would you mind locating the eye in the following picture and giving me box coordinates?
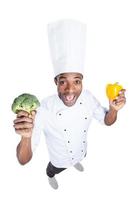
[59,80,65,85]
[75,80,81,84]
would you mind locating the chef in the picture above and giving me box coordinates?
[14,19,126,190]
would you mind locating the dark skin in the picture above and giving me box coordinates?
[54,73,83,107]
[14,72,126,164]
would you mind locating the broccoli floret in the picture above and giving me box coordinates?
[12,93,40,114]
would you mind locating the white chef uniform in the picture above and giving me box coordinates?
[32,90,107,168]
[47,19,86,77]
[31,19,107,168]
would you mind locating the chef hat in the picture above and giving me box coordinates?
[47,19,87,77]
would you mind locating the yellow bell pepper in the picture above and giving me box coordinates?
[106,82,123,100]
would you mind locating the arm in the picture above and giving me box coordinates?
[104,106,117,125]
[104,89,126,126]
[17,137,32,165]
[14,111,36,165]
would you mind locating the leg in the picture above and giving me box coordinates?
[46,162,66,177]
[73,153,86,172]
[74,162,84,172]
[46,162,66,189]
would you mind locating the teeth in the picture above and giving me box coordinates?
[65,95,74,101]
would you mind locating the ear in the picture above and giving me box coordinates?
[54,77,58,85]
[80,74,83,80]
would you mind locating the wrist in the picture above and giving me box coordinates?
[21,136,31,143]
[109,105,118,113]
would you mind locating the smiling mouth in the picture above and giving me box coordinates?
[62,94,77,106]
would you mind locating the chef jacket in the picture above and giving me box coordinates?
[32,89,107,168]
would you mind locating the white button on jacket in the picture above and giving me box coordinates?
[32,90,107,168]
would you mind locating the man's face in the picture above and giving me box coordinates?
[55,72,83,107]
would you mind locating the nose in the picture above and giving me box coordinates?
[65,83,75,93]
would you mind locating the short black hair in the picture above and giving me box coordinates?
[54,73,83,81]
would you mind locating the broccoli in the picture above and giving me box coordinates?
[12,93,40,114]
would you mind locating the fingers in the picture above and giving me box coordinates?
[119,89,126,93]
[14,120,33,137]
[13,110,36,137]
[113,89,126,104]
[14,115,34,130]
[14,116,33,124]
[17,110,36,119]
[112,100,125,107]
[17,111,29,118]
[114,96,126,104]
[111,98,126,108]
[29,110,36,119]
[109,89,126,111]
[110,94,126,103]
[14,122,33,130]
[118,89,126,96]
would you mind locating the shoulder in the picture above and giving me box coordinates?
[38,94,58,113]
[82,89,93,97]
[41,94,57,106]
[34,94,57,122]
[81,89,97,102]
[81,89,101,108]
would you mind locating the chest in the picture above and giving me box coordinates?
[45,104,93,136]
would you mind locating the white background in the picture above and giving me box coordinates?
[0,0,134,199]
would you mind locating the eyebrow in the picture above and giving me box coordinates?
[59,76,82,80]
[74,76,82,79]
[59,76,67,79]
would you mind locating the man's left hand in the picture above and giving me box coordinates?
[109,89,126,111]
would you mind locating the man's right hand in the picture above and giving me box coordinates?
[13,110,36,138]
